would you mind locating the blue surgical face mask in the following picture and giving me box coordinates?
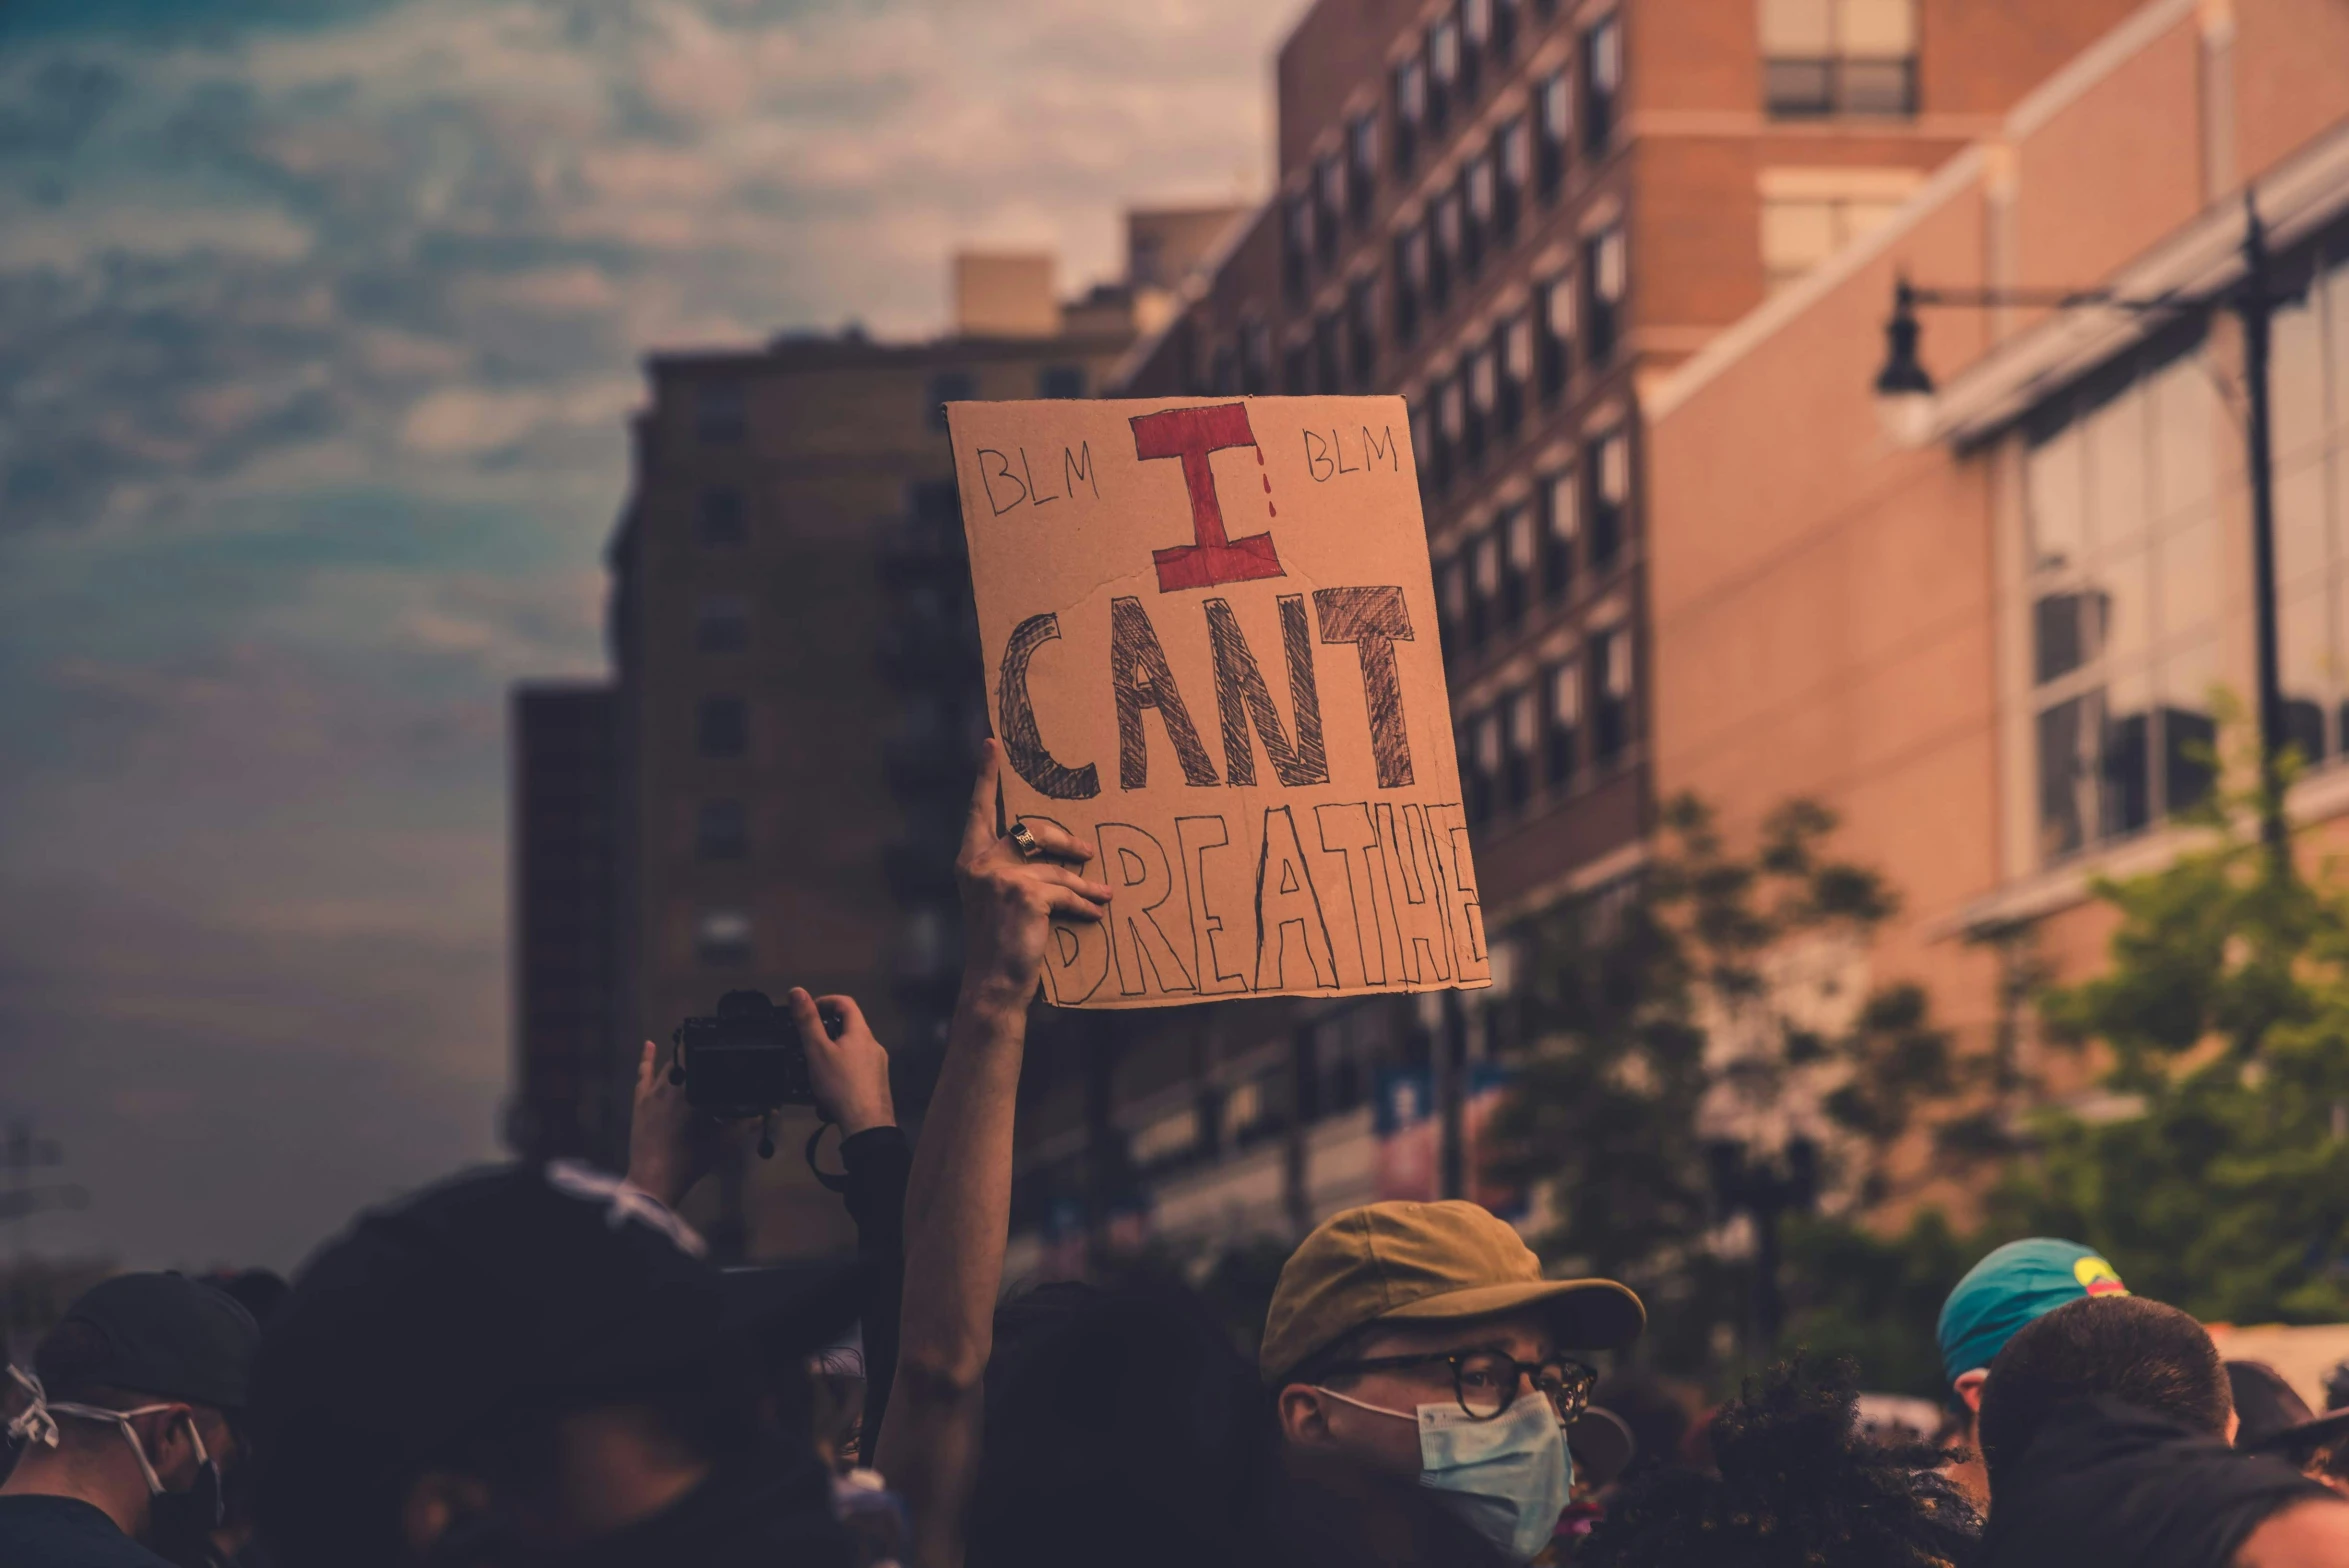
[1315,1385,1572,1561]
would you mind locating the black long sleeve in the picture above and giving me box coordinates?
[837,1124,910,1461]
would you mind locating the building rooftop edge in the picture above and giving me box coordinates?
[644,328,1138,376]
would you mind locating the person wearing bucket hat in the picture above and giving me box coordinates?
[1263,1200,1644,1563]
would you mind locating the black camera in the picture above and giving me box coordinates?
[669,989,835,1119]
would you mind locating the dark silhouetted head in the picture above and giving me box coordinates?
[1977,1295,2230,1487]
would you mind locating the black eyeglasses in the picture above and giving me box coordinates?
[1317,1349,1597,1422]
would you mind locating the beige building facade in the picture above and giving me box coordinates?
[1645,0,2349,1166]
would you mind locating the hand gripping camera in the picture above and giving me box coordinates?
[669,989,843,1160]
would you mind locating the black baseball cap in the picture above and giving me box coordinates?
[38,1272,260,1410]
[251,1161,866,1461]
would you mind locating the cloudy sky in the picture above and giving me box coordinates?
[0,0,1297,1274]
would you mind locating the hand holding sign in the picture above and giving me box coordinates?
[954,738,1114,1005]
[947,395,1491,1010]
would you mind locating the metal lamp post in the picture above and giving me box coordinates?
[1871,196,2292,872]
[1705,1133,1819,1358]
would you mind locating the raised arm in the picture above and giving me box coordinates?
[874,740,1110,1568]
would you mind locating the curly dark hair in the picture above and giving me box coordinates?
[1580,1355,1981,1568]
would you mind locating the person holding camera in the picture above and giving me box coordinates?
[625,984,909,1462]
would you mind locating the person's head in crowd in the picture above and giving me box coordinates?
[0,1271,259,1565]
[1261,1200,1644,1563]
[1938,1237,2128,1422]
[966,1279,1280,1568]
[1976,1294,2231,1488]
[1577,1354,1980,1568]
[248,1160,865,1568]
[197,1270,289,1333]
[1975,1329,2349,1567]
[1935,1236,2125,1505]
[2229,1361,2349,1496]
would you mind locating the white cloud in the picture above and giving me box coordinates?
[0,202,314,271]
[399,376,640,455]
[0,0,1305,1269]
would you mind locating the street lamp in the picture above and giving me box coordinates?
[1704,1133,1819,1359]
[1871,196,2292,870]
[1872,281,1936,448]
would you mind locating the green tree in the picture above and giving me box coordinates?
[1991,755,2349,1325]
[1491,794,1959,1383]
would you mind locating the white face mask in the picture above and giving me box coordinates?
[1315,1384,1572,1562]
[6,1365,224,1537]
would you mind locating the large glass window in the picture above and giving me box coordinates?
[1394,226,1426,345]
[1761,0,1916,117]
[1503,684,1537,808]
[1581,16,1622,156]
[1584,225,1626,364]
[1315,154,1345,265]
[1464,707,1499,825]
[1545,658,1581,785]
[1431,192,1461,309]
[1348,112,1380,222]
[1587,427,1630,568]
[1536,70,1571,197]
[1539,273,1574,400]
[1393,58,1426,174]
[1500,503,1535,629]
[1468,527,1501,651]
[2018,327,2224,865]
[1494,118,1528,244]
[1498,312,1531,436]
[2271,242,2349,771]
[1428,18,1461,130]
[1594,627,1634,762]
[1543,467,1579,598]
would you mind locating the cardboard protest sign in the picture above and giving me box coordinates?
[946,395,1490,1009]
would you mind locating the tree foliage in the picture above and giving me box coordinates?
[1490,794,1959,1382]
[1991,761,2349,1326]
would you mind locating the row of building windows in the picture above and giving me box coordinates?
[1456,628,1636,825]
[1409,232,1624,494]
[1287,7,1619,316]
[1431,428,1631,662]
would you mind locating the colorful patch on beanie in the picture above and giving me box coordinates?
[2074,1255,2128,1297]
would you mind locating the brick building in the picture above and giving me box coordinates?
[1005,0,2149,1275]
[1645,0,2349,1188]
[512,217,1240,1256]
